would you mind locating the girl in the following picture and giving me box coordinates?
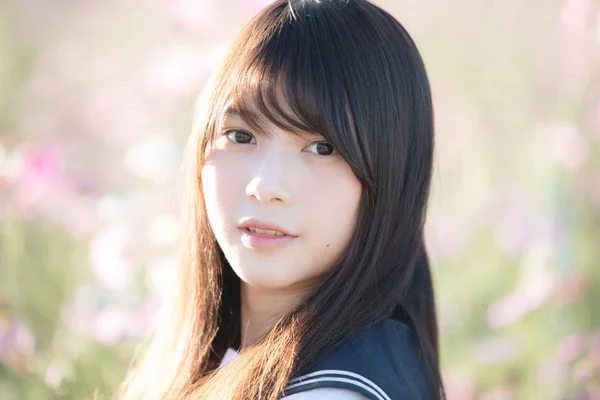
[119,0,444,399]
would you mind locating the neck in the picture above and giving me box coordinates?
[239,281,312,350]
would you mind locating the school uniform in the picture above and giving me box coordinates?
[219,318,428,400]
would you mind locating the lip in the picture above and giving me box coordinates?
[238,218,297,237]
[238,218,298,249]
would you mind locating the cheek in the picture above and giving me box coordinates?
[302,168,362,264]
[311,164,361,223]
[201,161,241,235]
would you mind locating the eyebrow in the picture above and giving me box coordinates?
[220,102,260,125]
[221,102,266,123]
[220,105,322,139]
[220,109,274,139]
[221,108,252,120]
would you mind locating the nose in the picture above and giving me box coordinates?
[245,148,291,205]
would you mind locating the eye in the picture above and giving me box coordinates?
[223,130,256,144]
[305,141,335,156]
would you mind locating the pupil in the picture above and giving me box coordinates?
[235,131,252,143]
[316,143,333,155]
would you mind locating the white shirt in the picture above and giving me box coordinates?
[220,348,369,400]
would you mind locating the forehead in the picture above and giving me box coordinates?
[218,100,321,139]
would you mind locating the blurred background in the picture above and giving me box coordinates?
[1,0,599,398]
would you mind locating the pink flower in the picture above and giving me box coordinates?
[546,123,588,169]
[13,143,69,214]
[471,337,522,365]
[486,271,557,327]
[558,333,585,363]
[160,0,218,33]
[63,296,159,346]
[442,370,475,400]
[0,317,36,362]
[482,187,552,256]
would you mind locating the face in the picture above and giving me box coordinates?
[200,105,362,292]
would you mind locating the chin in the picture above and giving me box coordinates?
[235,265,300,290]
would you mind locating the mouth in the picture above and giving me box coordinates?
[238,227,296,248]
[238,218,297,237]
[238,219,298,248]
[241,226,289,236]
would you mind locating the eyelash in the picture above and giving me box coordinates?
[221,129,336,156]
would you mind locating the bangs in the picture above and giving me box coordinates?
[200,0,385,187]
[211,0,358,152]
[225,71,320,139]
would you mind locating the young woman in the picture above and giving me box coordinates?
[118,0,444,399]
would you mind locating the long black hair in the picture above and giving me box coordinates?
[118,1,444,399]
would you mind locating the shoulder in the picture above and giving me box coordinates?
[283,319,428,400]
[282,387,369,399]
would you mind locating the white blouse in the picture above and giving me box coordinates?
[220,348,369,400]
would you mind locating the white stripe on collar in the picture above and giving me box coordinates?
[220,349,390,400]
[285,370,390,400]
